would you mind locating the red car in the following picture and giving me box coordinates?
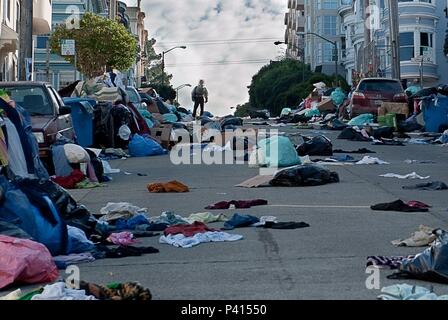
[350,78,408,118]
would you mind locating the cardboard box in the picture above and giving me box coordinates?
[147,101,159,114]
[150,124,173,149]
[379,102,409,118]
[317,99,335,113]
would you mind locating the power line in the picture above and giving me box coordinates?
[156,38,280,47]
[165,59,270,67]
[157,37,279,44]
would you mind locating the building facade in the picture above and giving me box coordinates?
[34,0,148,89]
[303,0,342,75]
[284,0,305,60]
[339,0,448,87]
[0,0,52,82]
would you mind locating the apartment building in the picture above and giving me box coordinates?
[284,0,305,60]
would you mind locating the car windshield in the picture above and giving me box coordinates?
[358,80,402,94]
[1,86,53,116]
[126,88,140,103]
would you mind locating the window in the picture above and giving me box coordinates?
[6,0,11,21]
[1,86,53,115]
[420,32,433,58]
[36,36,49,49]
[399,32,414,61]
[317,16,337,36]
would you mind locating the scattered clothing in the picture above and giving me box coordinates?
[51,169,86,189]
[404,159,436,164]
[147,180,189,193]
[392,225,436,247]
[164,222,218,237]
[75,180,105,189]
[371,200,430,212]
[80,281,152,300]
[261,221,310,230]
[151,211,189,225]
[115,214,151,231]
[269,165,340,187]
[329,155,356,162]
[373,139,405,146]
[366,256,411,269]
[0,289,22,300]
[159,231,243,248]
[53,253,96,269]
[390,229,448,283]
[378,284,448,300]
[99,202,148,222]
[107,232,137,246]
[205,199,268,210]
[95,245,159,259]
[222,213,260,230]
[356,156,389,165]
[31,282,97,300]
[250,216,278,227]
[403,181,448,191]
[333,148,376,154]
[380,172,430,180]
[184,212,228,224]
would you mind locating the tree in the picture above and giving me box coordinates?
[141,83,176,101]
[234,103,251,117]
[248,58,349,116]
[143,39,173,86]
[49,12,138,79]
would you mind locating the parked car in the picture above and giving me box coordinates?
[350,78,408,118]
[0,82,75,164]
[125,86,146,110]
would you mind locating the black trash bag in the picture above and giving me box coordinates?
[388,229,448,284]
[0,220,32,239]
[249,110,269,120]
[373,127,395,140]
[296,136,333,156]
[177,107,190,114]
[155,98,171,114]
[220,117,243,129]
[13,178,99,236]
[270,165,340,187]
[411,87,438,99]
[200,116,213,126]
[327,118,348,131]
[338,127,371,141]
[85,149,105,182]
[398,115,423,132]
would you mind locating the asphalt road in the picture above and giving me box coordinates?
[5,125,448,300]
[62,126,448,300]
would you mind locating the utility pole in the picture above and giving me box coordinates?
[388,0,401,80]
[109,0,117,20]
[18,0,33,81]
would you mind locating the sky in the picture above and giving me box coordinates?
[124,0,286,116]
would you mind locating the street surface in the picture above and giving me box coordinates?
[68,125,448,300]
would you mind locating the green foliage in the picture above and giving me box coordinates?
[49,12,138,79]
[234,102,251,117]
[248,58,349,116]
[141,83,176,101]
[143,39,173,86]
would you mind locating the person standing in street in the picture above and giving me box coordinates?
[192,79,208,118]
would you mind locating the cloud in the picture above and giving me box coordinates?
[124,0,286,115]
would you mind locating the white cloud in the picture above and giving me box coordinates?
[124,0,286,116]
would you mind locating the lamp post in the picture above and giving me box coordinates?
[175,84,192,104]
[161,46,187,86]
[298,32,339,85]
[274,41,306,82]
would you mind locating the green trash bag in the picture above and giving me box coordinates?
[280,108,292,117]
[254,136,301,168]
[348,113,374,126]
[331,88,347,106]
[305,108,321,118]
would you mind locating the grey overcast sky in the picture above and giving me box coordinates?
[124,0,286,115]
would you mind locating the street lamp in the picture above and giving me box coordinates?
[174,83,192,104]
[298,32,339,85]
[161,46,187,86]
[274,41,306,82]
